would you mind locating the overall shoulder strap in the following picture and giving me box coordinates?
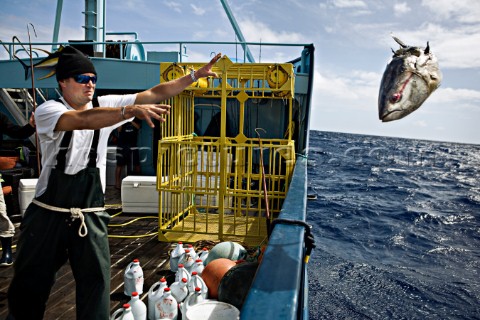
[55,98,71,171]
[87,97,100,167]
[55,97,100,170]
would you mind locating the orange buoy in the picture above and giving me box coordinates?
[201,258,236,299]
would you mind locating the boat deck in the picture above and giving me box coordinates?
[0,186,176,319]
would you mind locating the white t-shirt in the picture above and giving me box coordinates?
[34,94,137,197]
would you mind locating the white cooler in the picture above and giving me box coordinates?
[121,176,158,213]
[19,178,38,216]
[121,175,190,214]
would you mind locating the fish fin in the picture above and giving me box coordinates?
[34,57,59,68]
[391,34,407,48]
[16,57,31,80]
[32,48,52,55]
[33,46,64,68]
[37,69,56,80]
[424,42,430,55]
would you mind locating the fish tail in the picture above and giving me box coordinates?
[17,58,31,80]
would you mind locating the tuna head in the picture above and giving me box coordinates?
[378,36,442,122]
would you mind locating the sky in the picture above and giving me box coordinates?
[1,0,479,144]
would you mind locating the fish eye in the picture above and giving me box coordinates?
[390,93,402,103]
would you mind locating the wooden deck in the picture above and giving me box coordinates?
[0,186,176,319]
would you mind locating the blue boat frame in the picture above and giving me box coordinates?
[242,157,310,319]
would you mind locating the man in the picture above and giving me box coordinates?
[0,112,35,266]
[7,46,221,319]
[0,112,35,146]
[115,117,142,189]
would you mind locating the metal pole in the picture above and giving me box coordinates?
[52,0,64,51]
[255,128,271,238]
[219,0,255,63]
[28,24,41,175]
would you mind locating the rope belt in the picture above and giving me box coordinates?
[32,199,105,237]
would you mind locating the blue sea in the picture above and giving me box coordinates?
[306,131,480,320]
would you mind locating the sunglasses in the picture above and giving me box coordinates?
[73,74,97,84]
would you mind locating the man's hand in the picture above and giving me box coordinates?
[29,112,35,127]
[125,104,171,128]
[196,53,222,79]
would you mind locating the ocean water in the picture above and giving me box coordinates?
[306,131,480,320]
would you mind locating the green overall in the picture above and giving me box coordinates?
[7,128,111,320]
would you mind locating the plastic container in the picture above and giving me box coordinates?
[178,249,195,272]
[175,263,191,283]
[186,244,198,260]
[190,259,205,276]
[128,291,147,320]
[198,248,209,263]
[180,287,204,317]
[185,301,240,320]
[155,288,178,320]
[124,259,144,296]
[188,272,208,299]
[170,277,189,303]
[170,242,185,272]
[111,303,135,320]
[147,277,168,320]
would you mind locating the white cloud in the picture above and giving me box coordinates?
[315,71,357,101]
[434,125,446,133]
[332,0,368,9]
[435,31,480,69]
[191,4,206,16]
[239,18,305,43]
[164,0,182,13]
[0,14,54,43]
[414,120,428,127]
[351,10,373,17]
[421,0,480,23]
[394,2,411,16]
[430,87,480,107]
[351,70,381,87]
[314,68,379,111]
[192,30,210,40]
[117,0,145,10]
[183,50,214,63]
[57,26,85,44]
[213,28,230,39]
[288,0,308,10]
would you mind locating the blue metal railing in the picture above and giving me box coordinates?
[1,40,313,64]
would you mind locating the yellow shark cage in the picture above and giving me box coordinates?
[156,56,296,246]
